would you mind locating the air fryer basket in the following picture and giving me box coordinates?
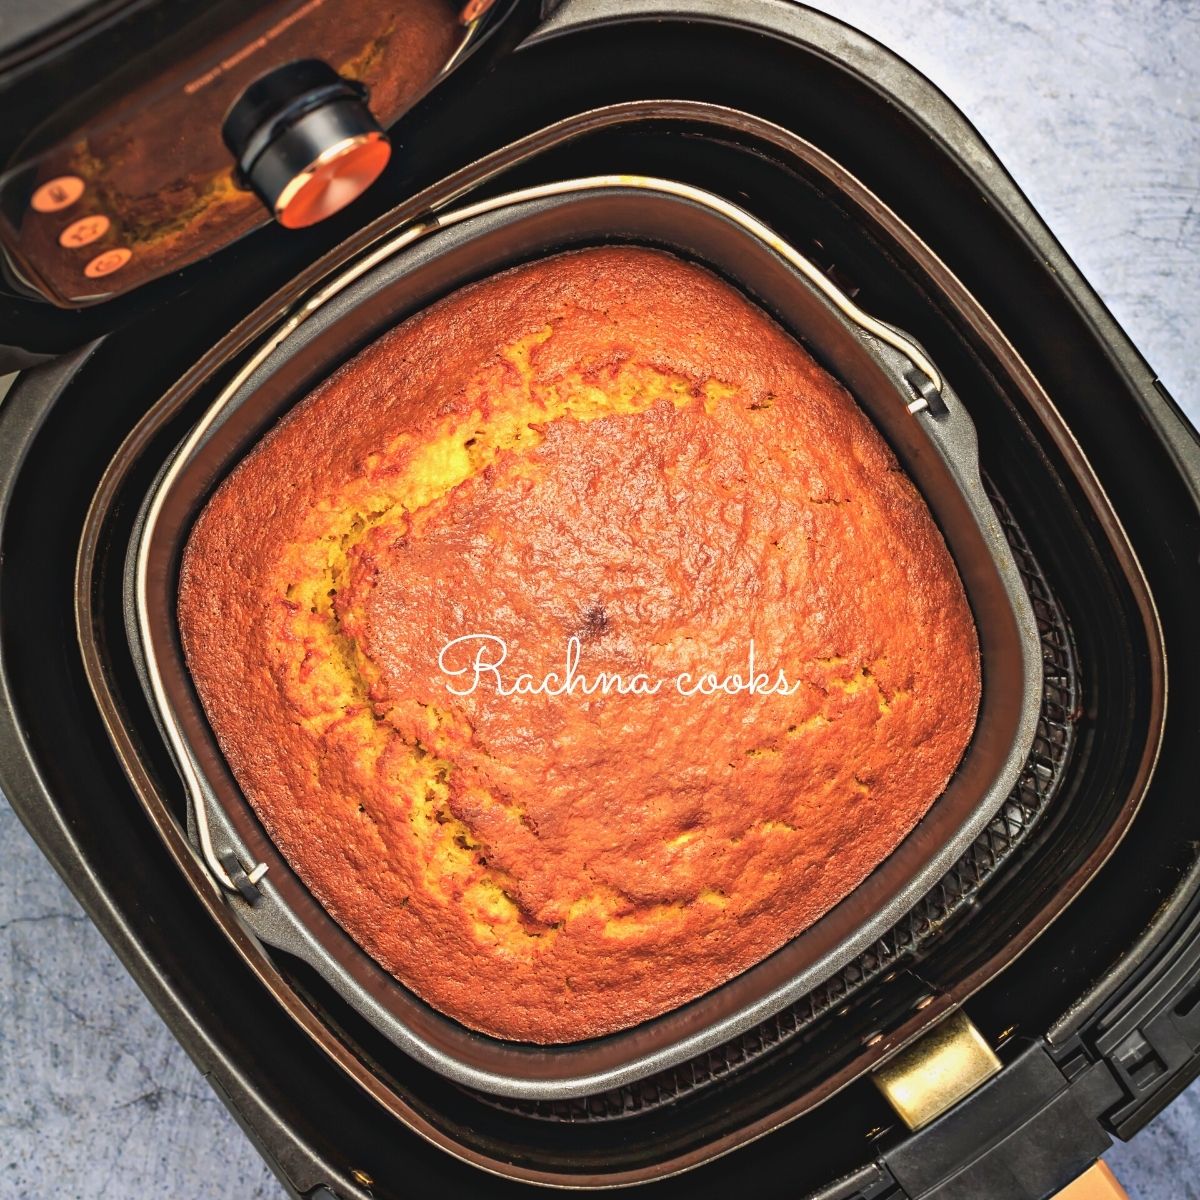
[59,86,1168,1186]
[127,177,1041,1099]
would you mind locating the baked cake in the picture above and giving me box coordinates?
[178,246,981,1043]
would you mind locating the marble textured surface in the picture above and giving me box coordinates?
[1,2,1197,1197]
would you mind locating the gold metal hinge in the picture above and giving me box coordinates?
[872,1009,1002,1131]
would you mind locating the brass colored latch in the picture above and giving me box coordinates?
[872,1009,1002,1131]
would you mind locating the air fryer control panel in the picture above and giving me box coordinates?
[0,0,484,307]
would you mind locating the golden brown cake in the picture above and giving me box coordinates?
[178,246,981,1044]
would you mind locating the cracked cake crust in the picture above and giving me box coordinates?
[178,246,981,1043]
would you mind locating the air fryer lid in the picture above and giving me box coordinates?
[128,177,1041,1099]
[0,0,536,366]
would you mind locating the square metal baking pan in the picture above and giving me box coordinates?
[126,176,1041,1099]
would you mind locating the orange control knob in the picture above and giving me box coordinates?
[273,132,391,230]
[223,60,391,230]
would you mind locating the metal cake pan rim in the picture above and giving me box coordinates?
[126,175,1043,1100]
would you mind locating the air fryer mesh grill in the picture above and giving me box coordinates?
[467,477,1078,1122]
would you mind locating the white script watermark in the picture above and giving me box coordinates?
[437,635,806,699]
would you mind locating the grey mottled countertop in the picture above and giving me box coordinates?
[2,2,1197,1197]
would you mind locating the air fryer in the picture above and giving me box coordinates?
[1,3,1197,1199]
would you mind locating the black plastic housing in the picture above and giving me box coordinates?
[0,2,1198,1197]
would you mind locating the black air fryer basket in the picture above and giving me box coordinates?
[124,173,1044,1101]
[1,3,1198,1198]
